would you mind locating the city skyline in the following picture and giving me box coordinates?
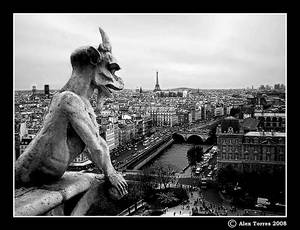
[14,14,286,90]
[14,84,285,91]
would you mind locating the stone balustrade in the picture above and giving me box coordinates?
[14,171,104,216]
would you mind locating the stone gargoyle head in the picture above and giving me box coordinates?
[70,27,124,103]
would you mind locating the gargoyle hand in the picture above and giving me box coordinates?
[107,170,128,199]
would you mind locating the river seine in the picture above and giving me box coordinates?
[141,143,210,172]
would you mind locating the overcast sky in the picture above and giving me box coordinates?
[14,14,286,90]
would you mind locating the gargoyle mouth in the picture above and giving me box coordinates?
[105,73,124,91]
[106,83,122,91]
[103,86,112,94]
[105,63,124,91]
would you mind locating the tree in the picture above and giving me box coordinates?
[206,127,217,144]
[206,119,222,144]
[216,165,240,191]
[239,168,285,204]
[187,145,204,166]
[157,192,179,206]
[120,181,144,207]
[230,107,241,117]
[140,167,158,193]
[149,163,178,190]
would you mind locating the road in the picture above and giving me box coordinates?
[176,145,218,182]
[110,128,173,170]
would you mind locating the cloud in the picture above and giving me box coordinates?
[14,14,286,90]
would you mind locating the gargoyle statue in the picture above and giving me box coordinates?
[15,27,128,199]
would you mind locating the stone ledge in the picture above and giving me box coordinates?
[15,189,64,216]
[15,171,104,216]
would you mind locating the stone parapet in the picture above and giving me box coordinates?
[15,171,104,216]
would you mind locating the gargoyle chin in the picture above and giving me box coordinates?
[96,86,112,111]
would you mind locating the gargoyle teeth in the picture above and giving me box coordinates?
[106,86,112,93]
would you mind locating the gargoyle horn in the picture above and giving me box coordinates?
[98,27,112,52]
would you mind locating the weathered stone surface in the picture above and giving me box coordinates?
[41,172,102,200]
[74,179,138,216]
[71,177,131,216]
[15,189,63,216]
[71,179,106,216]
[15,172,103,216]
[45,203,65,216]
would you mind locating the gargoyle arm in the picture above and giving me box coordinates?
[60,92,115,176]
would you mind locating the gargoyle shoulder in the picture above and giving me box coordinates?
[58,91,85,114]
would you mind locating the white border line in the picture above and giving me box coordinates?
[284,12,287,217]
[13,13,16,218]
[13,13,287,218]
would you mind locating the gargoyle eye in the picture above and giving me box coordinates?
[107,63,121,72]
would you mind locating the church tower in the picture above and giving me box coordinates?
[153,71,161,92]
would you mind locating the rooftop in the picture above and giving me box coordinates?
[240,118,260,131]
[221,116,240,133]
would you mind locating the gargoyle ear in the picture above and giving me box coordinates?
[87,46,101,66]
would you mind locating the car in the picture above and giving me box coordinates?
[202,161,208,166]
[195,168,201,174]
[206,176,212,180]
[255,204,267,209]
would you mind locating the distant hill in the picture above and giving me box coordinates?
[165,87,194,91]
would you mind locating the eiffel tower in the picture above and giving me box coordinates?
[153,71,161,92]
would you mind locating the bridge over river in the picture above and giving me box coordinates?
[172,129,210,143]
[117,118,223,171]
